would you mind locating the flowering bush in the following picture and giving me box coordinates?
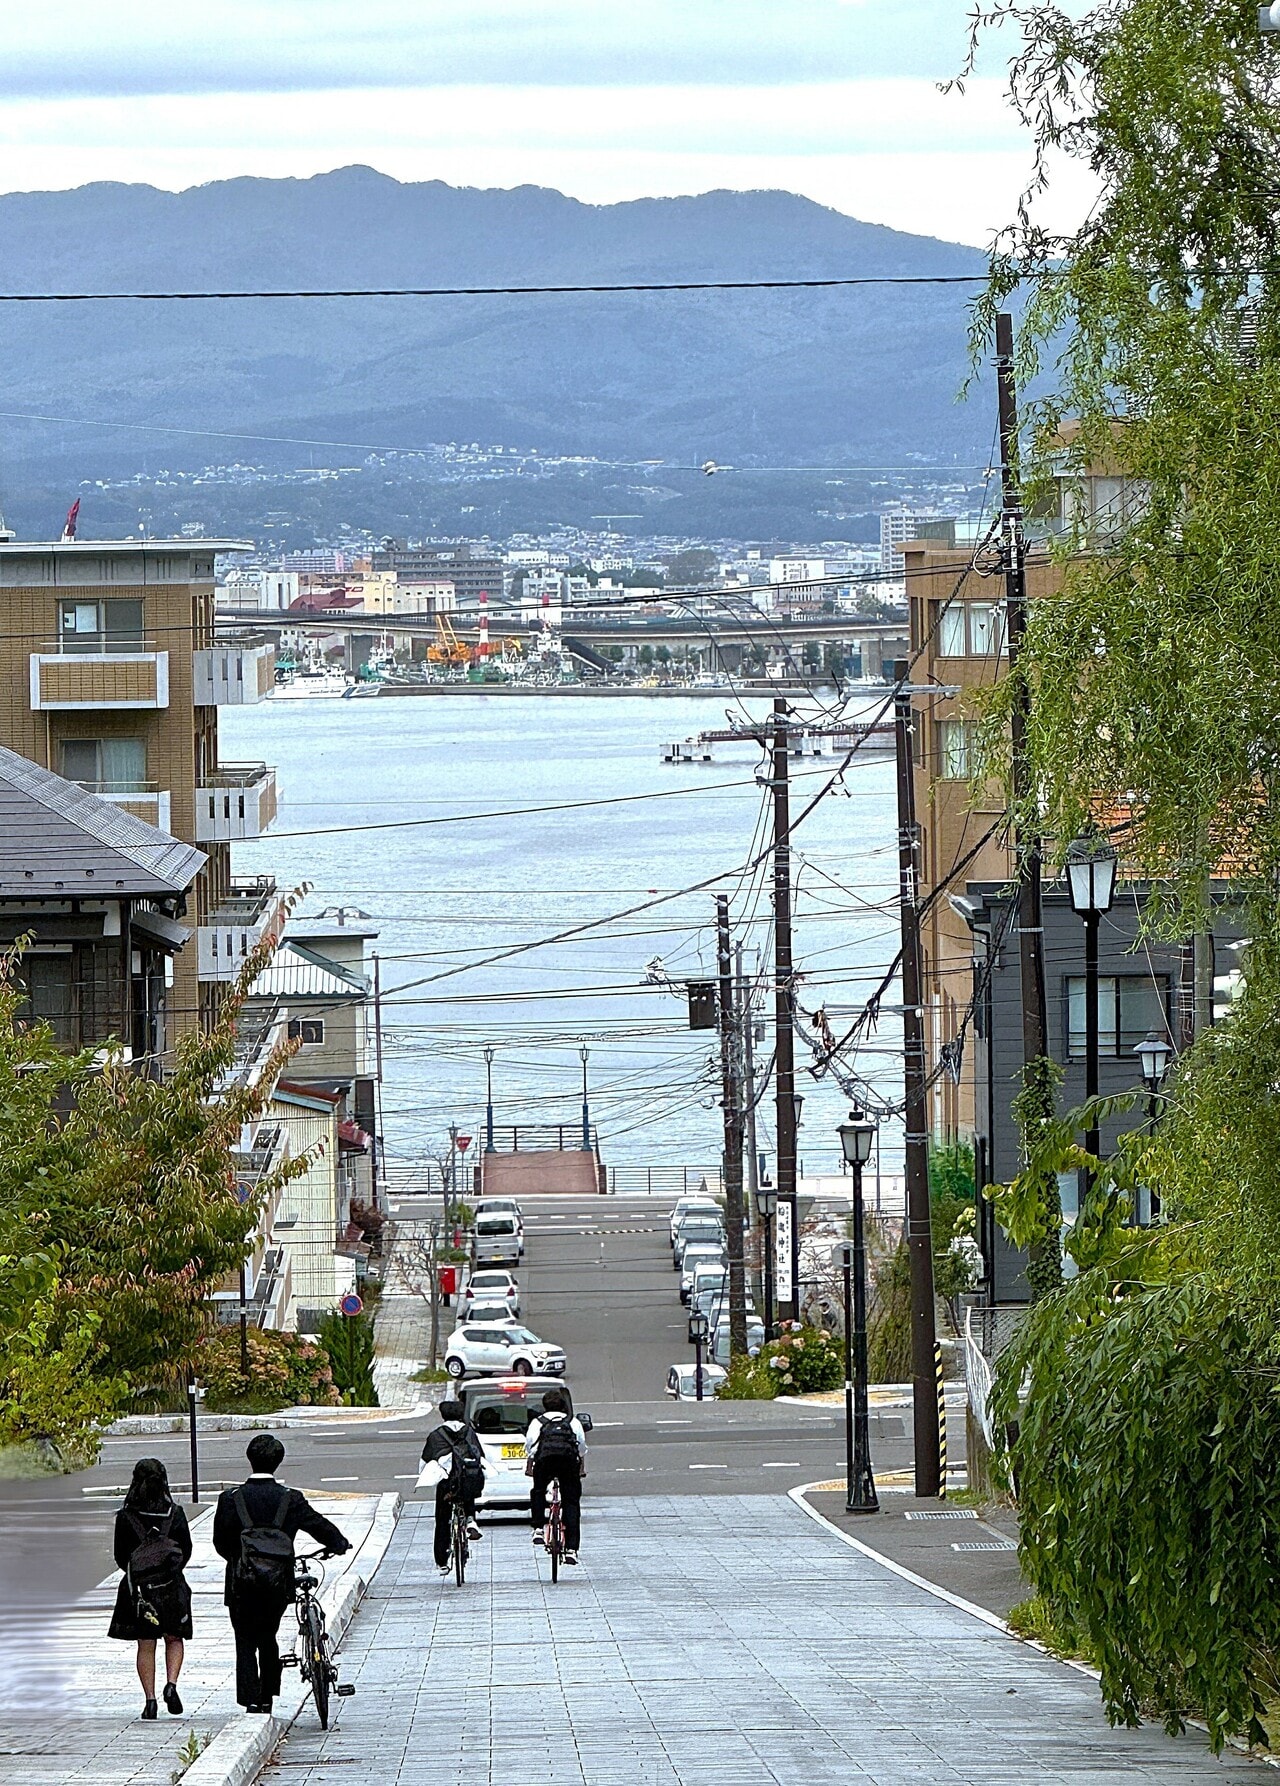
[197,1326,341,1411]
[716,1321,844,1399]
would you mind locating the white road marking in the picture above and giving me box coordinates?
[656,1419,692,1425]
[394,1474,420,1481]
[689,1463,728,1470]
[762,1462,802,1469]
[321,1476,360,1483]
[614,1467,654,1473]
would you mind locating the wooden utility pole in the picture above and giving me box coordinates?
[736,943,760,1212]
[716,896,748,1357]
[894,678,941,1496]
[995,312,1048,1071]
[770,698,800,1320]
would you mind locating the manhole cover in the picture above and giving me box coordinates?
[903,1509,980,1521]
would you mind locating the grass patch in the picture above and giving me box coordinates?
[1007,1594,1091,1661]
[409,1366,448,1384]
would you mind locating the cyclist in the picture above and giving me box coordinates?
[526,1387,587,1565]
[419,1400,486,1575]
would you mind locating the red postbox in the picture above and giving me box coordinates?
[439,1265,457,1306]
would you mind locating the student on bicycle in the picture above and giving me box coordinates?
[526,1387,587,1565]
[419,1400,486,1575]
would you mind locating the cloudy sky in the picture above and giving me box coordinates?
[0,1,1091,247]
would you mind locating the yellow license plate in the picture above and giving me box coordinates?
[501,1443,525,1460]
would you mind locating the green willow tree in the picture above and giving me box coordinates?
[962,0,1280,1747]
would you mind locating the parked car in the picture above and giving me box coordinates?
[463,1269,521,1317]
[452,1302,517,1330]
[692,1272,728,1322]
[673,1217,726,1268]
[665,1362,727,1400]
[445,1322,566,1380]
[669,1196,721,1249]
[679,1243,727,1302]
[458,1375,593,1509]
[472,1212,522,1268]
[474,1198,525,1254]
[711,1318,766,1366]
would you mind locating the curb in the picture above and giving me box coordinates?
[179,1491,402,1786]
[108,1408,430,1435]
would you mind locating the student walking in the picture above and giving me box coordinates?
[526,1388,588,1565]
[107,1457,193,1719]
[212,1434,351,1715]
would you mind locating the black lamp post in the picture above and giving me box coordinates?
[836,1107,879,1514]
[483,1045,496,1153]
[688,1309,709,1401]
[1066,833,1118,1167]
[757,1189,777,1340]
[579,1045,591,1152]
[1134,1028,1174,1223]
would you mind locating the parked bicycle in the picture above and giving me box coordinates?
[282,1549,356,1729]
[543,1477,566,1584]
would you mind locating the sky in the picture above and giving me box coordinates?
[0,1,1094,249]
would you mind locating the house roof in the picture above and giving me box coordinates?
[0,747,206,898]
[250,940,369,1001]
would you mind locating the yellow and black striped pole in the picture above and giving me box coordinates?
[935,1342,947,1500]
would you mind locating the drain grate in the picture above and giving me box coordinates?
[951,1540,1018,1552]
[903,1509,980,1521]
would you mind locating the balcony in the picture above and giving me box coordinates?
[195,762,278,842]
[197,875,285,983]
[194,643,275,706]
[30,647,168,710]
[69,780,173,831]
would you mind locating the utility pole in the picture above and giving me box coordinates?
[770,698,800,1320]
[736,942,760,1209]
[995,312,1048,1072]
[894,676,941,1496]
[716,896,748,1356]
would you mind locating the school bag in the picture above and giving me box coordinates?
[231,1485,295,1599]
[125,1509,185,1629]
[444,1430,486,1500]
[533,1415,580,1467]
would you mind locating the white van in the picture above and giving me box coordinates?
[472,1212,521,1268]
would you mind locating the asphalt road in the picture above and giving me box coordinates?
[0,1192,935,1679]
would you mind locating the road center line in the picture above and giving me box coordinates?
[321,1476,360,1483]
[689,1463,728,1470]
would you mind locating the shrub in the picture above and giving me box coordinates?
[197,1326,341,1412]
[868,1239,912,1382]
[716,1322,844,1399]
[317,1309,378,1406]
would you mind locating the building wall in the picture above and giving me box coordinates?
[271,1090,352,1326]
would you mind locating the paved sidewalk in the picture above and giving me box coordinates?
[2,1494,384,1786]
[266,1495,1263,1786]
[372,1291,441,1408]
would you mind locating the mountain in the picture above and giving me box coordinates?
[0,169,992,536]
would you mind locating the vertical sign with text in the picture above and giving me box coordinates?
[775,1198,794,1305]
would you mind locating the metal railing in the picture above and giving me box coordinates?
[485,1124,599,1153]
[605,1164,723,1197]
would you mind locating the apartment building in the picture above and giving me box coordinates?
[371,542,503,606]
[0,538,280,1044]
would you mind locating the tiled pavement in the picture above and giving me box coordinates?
[264,1496,1262,1786]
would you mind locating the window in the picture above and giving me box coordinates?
[287,1018,325,1045]
[58,598,144,654]
[1065,975,1170,1060]
[939,719,975,779]
[935,600,1006,658]
[59,738,147,794]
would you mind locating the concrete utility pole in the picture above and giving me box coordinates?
[716,896,748,1357]
[893,677,941,1496]
[995,312,1048,1075]
[736,942,761,1212]
[770,698,800,1320]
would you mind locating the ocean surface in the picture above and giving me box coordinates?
[220,692,905,1182]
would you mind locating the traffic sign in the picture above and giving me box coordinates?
[456,1135,472,1152]
[339,1292,364,1317]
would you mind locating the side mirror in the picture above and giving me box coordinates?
[579,1412,593,1432]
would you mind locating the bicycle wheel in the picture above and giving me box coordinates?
[548,1501,561,1585]
[305,1602,331,1730]
[453,1508,468,1587]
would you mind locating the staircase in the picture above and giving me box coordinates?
[480,1150,604,1197]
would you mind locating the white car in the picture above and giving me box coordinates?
[711,1318,766,1365]
[445,1322,566,1380]
[452,1302,517,1330]
[474,1198,525,1254]
[458,1376,592,1509]
[680,1243,727,1303]
[673,1218,726,1269]
[665,1362,727,1400]
[669,1197,721,1248]
[463,1269,521,1317]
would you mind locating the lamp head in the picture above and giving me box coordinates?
[837,1106,878,1167]
[1066,832,1118,915]
[1134,1029,1173,1091]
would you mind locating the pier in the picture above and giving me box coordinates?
[662,719,895,764]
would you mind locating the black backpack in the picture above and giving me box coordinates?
[445,1430,486,1500]
[125,1509,185,1629]
[231,1485,295,1600]
[534,1415,580,1467]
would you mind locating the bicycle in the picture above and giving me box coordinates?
[284,1549,356,1729]
[448,1496,470,1587]
[544,1477,566,1585]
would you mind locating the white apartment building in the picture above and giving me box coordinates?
[880,507,945,573]
[221,568,299,611]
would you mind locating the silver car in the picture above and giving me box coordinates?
[680,1243,727,1303]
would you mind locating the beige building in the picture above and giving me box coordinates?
[0,537,280,1043]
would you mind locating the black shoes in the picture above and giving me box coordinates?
[163,1683,183,1716]
[141,1699,158,1720]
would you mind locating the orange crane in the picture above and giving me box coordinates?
[426,615,472,666]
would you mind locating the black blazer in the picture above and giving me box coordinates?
[212,1477,351,1605]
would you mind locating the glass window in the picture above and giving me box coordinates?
[938,605,966,656]
[1066,975,1169,1059]
[59,738,146,793]
[939,720,972,779]
[58,599,143,652]
[969,604,995,655]
[287,1018,324,1045]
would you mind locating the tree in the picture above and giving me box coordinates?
[317,1309,379,1406]
[963,1,1280,1746]
[665,548,718,587]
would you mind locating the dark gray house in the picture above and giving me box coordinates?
[0,745,206,1062]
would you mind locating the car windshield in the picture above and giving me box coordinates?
[471,1273,515,1290]
[505,1327,539,1345]
[464,1384,570,1436]
[680,1225,722,1242]
[464,1305,512,1323]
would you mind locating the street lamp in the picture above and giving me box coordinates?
[757,1188,777,1340]
[1066,832,1118,1167]
[688,1309,710,1401]
[579,1045,591,1152]
[1133,1028,1174,1224]
[836,1108,879,1514]
[483,1045,496,1153]
[1261,3,1280,32]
